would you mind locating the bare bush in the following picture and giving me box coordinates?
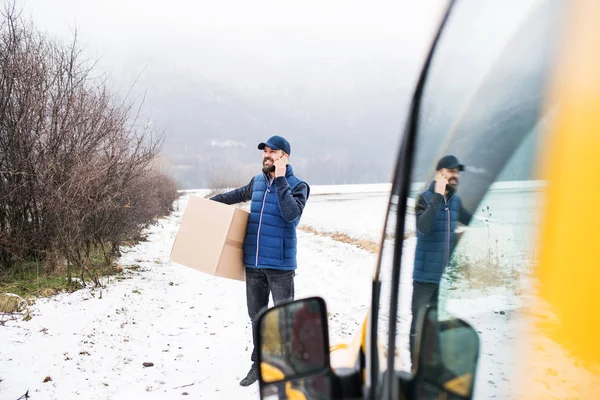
[0,3,179,287]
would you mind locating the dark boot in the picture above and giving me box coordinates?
[239,364,258,387]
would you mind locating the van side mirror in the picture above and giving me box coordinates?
[257,297,332,399]
[413,306,480,399]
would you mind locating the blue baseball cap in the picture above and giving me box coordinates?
[258,135,291,155]
[436,155,464,171]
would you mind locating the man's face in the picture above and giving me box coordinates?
[262,146,286,173]
[440,167,460,190]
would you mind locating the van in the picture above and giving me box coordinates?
[254,0,600,399]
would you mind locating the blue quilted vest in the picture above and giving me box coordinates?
[413,182,461,283]
[243,165,306,270]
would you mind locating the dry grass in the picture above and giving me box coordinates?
[0,294,20,313]
[444,253,525,293]
[299,225,380,254]
[0,293,27,313]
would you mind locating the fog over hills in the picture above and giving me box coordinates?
[21,0,540,189]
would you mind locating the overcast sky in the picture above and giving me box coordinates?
[21,0,447,96]
[17,0,449,186]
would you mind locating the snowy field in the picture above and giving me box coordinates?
[0,183,579,399]
[0,187,379,400]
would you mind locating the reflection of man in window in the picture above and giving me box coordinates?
[410,155,472,365]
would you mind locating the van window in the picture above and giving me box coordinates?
[391,1,562,398]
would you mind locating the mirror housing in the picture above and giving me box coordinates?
[257,297,332,399]
[412,306,480,399]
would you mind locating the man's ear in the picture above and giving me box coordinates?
[283,153,290,164]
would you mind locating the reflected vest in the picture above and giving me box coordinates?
[413,185,461,283]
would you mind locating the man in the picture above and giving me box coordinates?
[409,155,472,365]
[210,135,310,386]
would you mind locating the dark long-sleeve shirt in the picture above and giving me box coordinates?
[210,175,309,222]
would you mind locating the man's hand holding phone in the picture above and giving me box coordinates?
[434,171,448,195]
[274,155,288,178]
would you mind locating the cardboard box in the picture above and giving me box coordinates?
[170,196,249,281]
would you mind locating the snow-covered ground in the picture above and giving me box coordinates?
[0,188,378,400]
[0,183,574,399]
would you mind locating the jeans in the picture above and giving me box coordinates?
[246,267,295,364]
[409,280,439,367]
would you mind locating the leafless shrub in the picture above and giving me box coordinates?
[0,3,179,286]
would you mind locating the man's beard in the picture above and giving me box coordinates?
[263,164,276,174]
[446,178,458,191]
[262,158,275,174]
